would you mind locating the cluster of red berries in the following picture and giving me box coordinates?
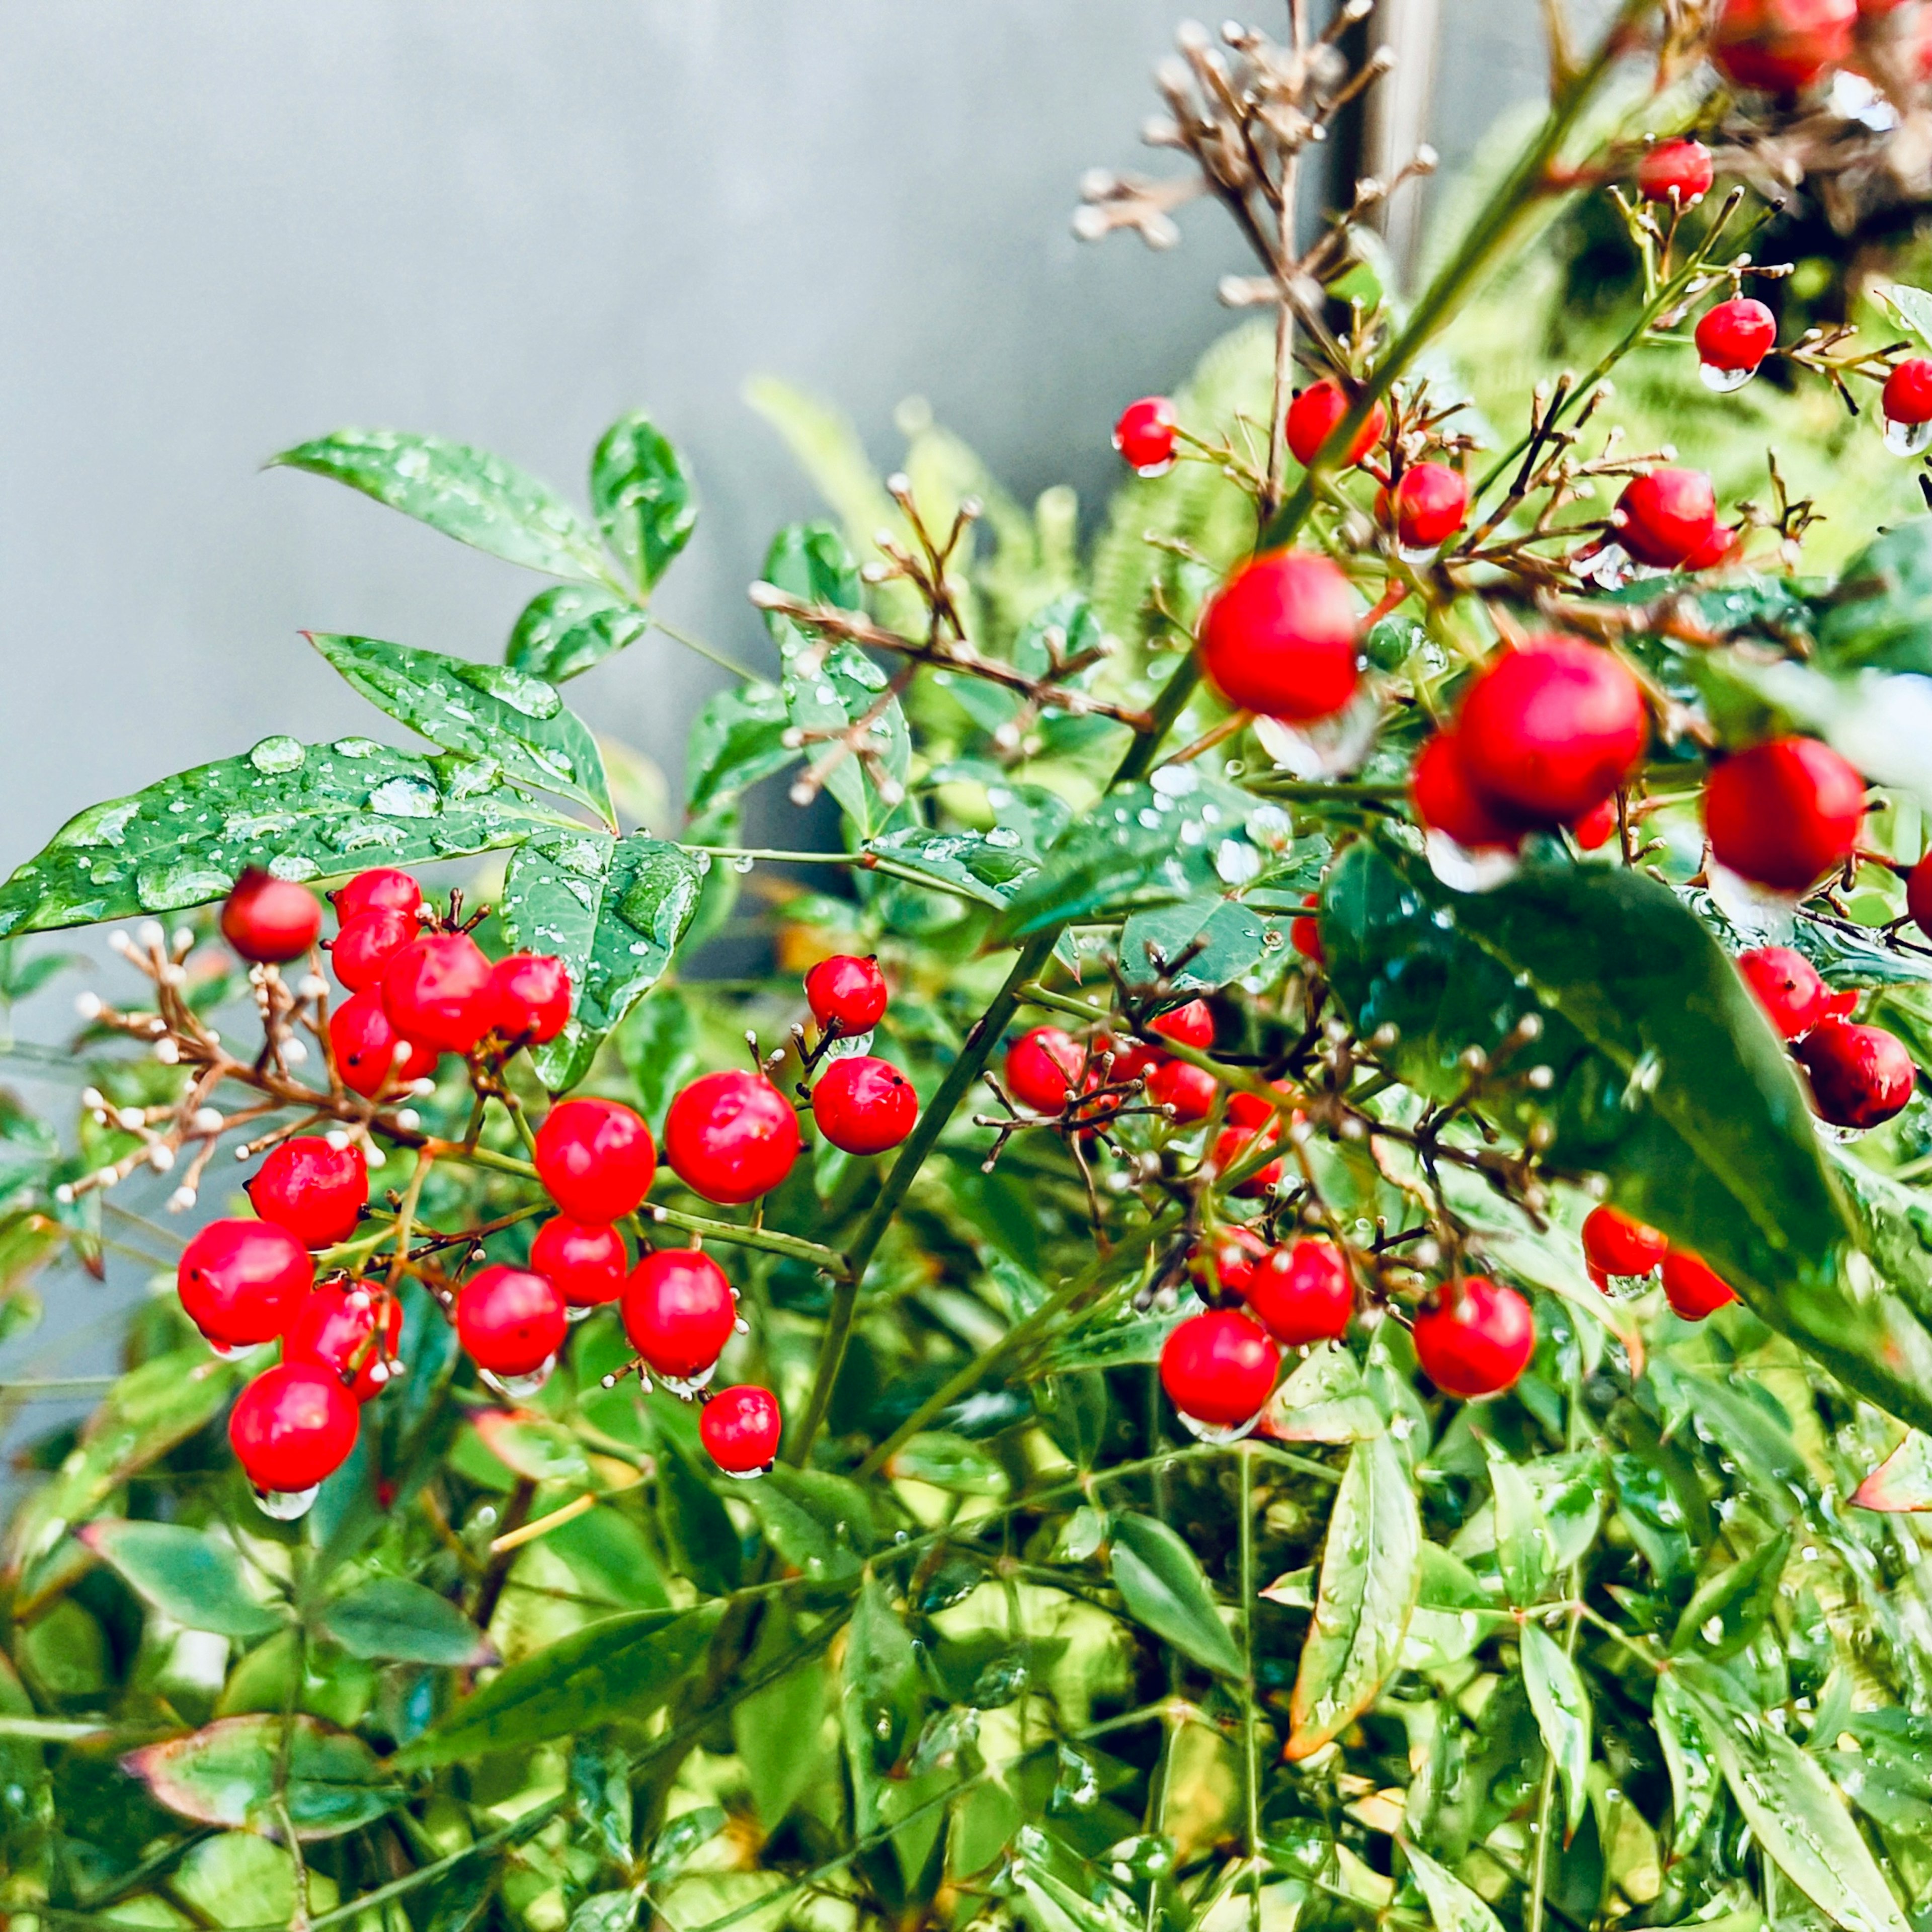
[1581,1203,1739,1320]
[1737,945,1917,1130]
[1006,1000,1218,1122]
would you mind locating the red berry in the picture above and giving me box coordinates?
[381,932,494,1056]
[1660,1247,1739,1320]
[1695,296,1777,374]
[1884,357,1932,426]
[229,1362,359,1494]
[246,1137,368,1249]
[529,1216,630,1308]
[1908,853,1932,940]
[1571,796,1619,850]
[1004,1027,1085,1113]
[1798,1016,1916,1129]
[1209,1120,1285,1198]
[1197,551,1359,723]
[329,989,438,1098]
[1456,636,1648,825]
[178,1220,313,1348]
[701,1385,782,1474]
[220,870,321,965]
[1410,733,1524,851]
[1291,893,1325,965]
[1711,0,1856,90]
[1636,137,1715,204]
[1148,1057,1219,1123]
[1186,1224,1270,1300]
[1682,521,1745,572]
[1412,1277,1535,1399]
[1246,1238,1354,1347]
[331,867,423,925]
[1114,395,1178,473]
[804,954,889,1035]
[457,1265,568,1378]
[1614,468,1718,569]
[1226,1087,1285,1128]
[1159,1309,1280,1427]
[1704,736,1865,892]
[1384,463,1470,549]
[1093,1030,1164,1085]
[1736,944,1830,1039]
[622,1248,738,1381]
[534,1097,656,1222]
[488,953,572,1043]
[1285,377,1387,469]
[1149,999,1214,1050]
[283,1283,400,1402]
[330,909,420,992]
[812,1055,919,1155]
[663,1071,801,1205]
[1581,1203,1667,1277]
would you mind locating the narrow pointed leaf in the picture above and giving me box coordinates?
[1108,1511,1243,1676]
[1855,1431,1932,1511]
[1520,1622,1590,1841]
[77,1520,285,1640]
[1402,1840,1505,1932]
[315,1576,495,1667]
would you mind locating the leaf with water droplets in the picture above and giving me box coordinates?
[1258,1343,1383,1444]
[77,1520,286,1640]
[271,428,615,586]
[307,633,611,824]
[124,1715,394,1840]
[1652,1670,1721,1849]
[1520,1622,1590,1841]
[1401,1839,1504,1932]
[590,412,698,595]
[1286,1430,1420,1760]
[1108,1511,1243,1676]
[1669,1532,1790,1661]
[841,1574,925,1842]
[500,830,705,1092]
[864,826,1040,908]
[1119,894,1294,993]
[506,583,652,684]
[685,682,797,816]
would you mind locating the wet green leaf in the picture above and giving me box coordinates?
[77,1520,285,1640]
[1108,1511,1242,1677]
[1520,1623,1590,1841]
[733,1603,827,1832]
[591,413,698,595]
[1259,1344,1383,1443]
[315,1576,495,1667]
[744,1468,874,1584]
[1403,1839,1504,1932]
[865,827,1040,908]
[1652,1670,1722,1848]
[1119,895,1293,992]
[123,1715,393,1840]
[1670,1533,1791,1661]
[842,1575,925,1839]
[1490,1455,1554,1608]
[570,1736,634,1867]
[506,583,651,684]
[685,682,796,816]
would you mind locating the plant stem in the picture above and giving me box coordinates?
[636,1205,850,1279]
[1238,1442,1262,1932]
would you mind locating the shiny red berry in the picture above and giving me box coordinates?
[1209,1120,1285,1198]
[1704,736,1865,892]
[220,870,321,965]
[1908,853,1932,940]
[1114,395,1178,473]
[812,1055,919,1155]
[1457,636,1648,825]
[1246,1238,1354,1347]
[534,1097,656,1222]
[664,1071,801,1205]
[1384,463,1470,549]
[1682,521,1745,572]
[381,932,494,1056]
[701,1385,782,1473]
[1798,1017,1916,1129]
[1004,1027,1084,1113]
[1159,1309,1280,1427]
[622,1248,737,1380]
[1571,796,1619,850]
[1149,999,1214,1050]
[1285,377,1387,469]
[1660,1247,1739,1320]
[1614,468,1718,569]
[246,1137,368,1249]
[1736,945,1830,1039]
[330,867,423,925]
[488,953,572,1043]
[1412,1277,1535,1399]
[1695,296,1777,374]
[1711,0,1856,90]
[1093,1030,1163,1085]
[1186,1224,1270,1300]
[1291,893,1325,965]
[229,1362,359,1494]
[1410,733,1524,852]
[529,1216,630,1308]
[804,954,889,1035]
[1197,550,1359,723]
[330,909,420,992]
[1148,1057,1219,1122]
[1581,1203,1667,1277]
[1226,1088,1282,1128]
[1884,357,1932,427]
[178,1220,313,1348]
[1636,137,1715,203]
[329,989,438,1099]
[283,1283,400,1402]
[457,1265,568,1378]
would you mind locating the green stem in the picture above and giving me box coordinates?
[636,1204,850,1279]
[1238,1443,1262,1932]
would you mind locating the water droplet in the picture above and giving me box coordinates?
[823,1030,874,1059]
[368,775,440,819]
[482,1357,555,1399]
[1252,686,1382,778]
[253,1483,319,1521]
[984,827,1022,849]
[1214,838,1262,886]
[135,859,235,912]
[249,735,306,774]
[1699,360,1754,394]
[731,853,755,873]
[1885,415,1932,457]
[1175,1407,1262,1446]
[659,1363,718,1399]
[1423,831,1520,894]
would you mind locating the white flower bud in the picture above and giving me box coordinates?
[153,1038,180,1064]
[298,975,329,1000]
[147,1144,176,1173]
[394,1108,421,1131]
[168,1185,197,1212]
[137,921,165,951]
[325,1130,351,1150]
[80,1088,106,1110]
[53,1183,73,1205]
[74,993,104,1021]
[281,1038,308,1065]
[192,1108,223,1134]
[116,1107,146,1132]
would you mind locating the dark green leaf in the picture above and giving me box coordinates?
[77,1520,285,1640]
[647,1803,725,1883]
[0,738,564,939]
[617,989,702,1137]
[1669,1533,1791,1661]
[842,1575,925,1839]
[123,1715,393,1840]
[507,584,651,684]
[1815,517,1932,674]
[1403,1840,1505,1932]
[865,827,1040,908]
[316,1576,495,1667]
[1652,1671,1722,1848]
[1118,895,1293,993]
[1519,1623,1590,1841]
[271,429,612,585]
[1107,1511,1242,1676]
[685,683,796,816]
[732,1604,827,1832]
[571,1737,634,1867]
[744,1468,874,1584]
[591,413,698,595]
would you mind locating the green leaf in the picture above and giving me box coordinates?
[570,1736,634,1867]
[1679,1660,1910,1932]
[307,632,612,822]
[1652,1671,1722,1848]
[1519,1623,1590,1841]
[0,738,563,939]
[1854,1430,1932,1511]
[569,1891,641,1932]
[1259,1343,1383,1443]
[122,1715,393,1841]
[271,429,613,586]
[590,413,697,595]
[392,1604,722,1769]
[1877,282,1932,350]
[315,1576,495,1667]
[1286,1431,1420,1759]
[500,829,706,1090]
[507,584,652,685]
[1119,895,1294,993]
[732,1604,827,1832]
[744,1468,874,1584]
[617,988,702,1136]
[1402,1840,1505,1932]
[1489,1455,1554,1608]
[865,826,1040,908]
[1669,1533,1791,1661]
[1322,839,1932,1436]
[842,1574,925,1839]
[76,1520,285,1640]
[1107,1511,1242,1676]
[685,683,797,816]
[647,1802,726,1884]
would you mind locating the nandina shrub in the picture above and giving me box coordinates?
[15,9,1932,1931]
